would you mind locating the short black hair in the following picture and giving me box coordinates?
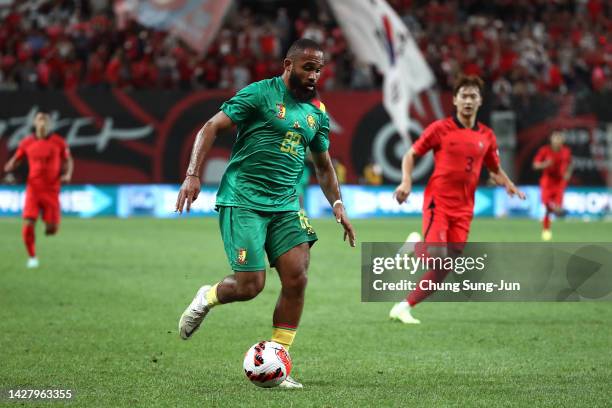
[453,74,484,96]
[550,129,565,137]
[286,38,324,60]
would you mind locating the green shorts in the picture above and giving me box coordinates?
[218,206,318,271]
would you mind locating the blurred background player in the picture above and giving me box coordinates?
[174,39,355,389]
[533,130,573,241]
[3,111,73,268]
[390,75,525,324]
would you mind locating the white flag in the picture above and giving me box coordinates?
[115,0,232,55]
[328,0,435,139]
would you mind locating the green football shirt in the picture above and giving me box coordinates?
[216,76,330,212]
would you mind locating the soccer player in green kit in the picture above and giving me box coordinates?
[175,39,356,388]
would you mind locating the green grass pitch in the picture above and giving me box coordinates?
[1,217,611,407]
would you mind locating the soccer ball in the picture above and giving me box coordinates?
[243,341,292,388]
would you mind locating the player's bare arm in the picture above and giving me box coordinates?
[564,162,574,181]
[533,159,552,170]
[489,167,526,199]
[394,147,418,204]
[311,150,356,247]
[3,154,22,174]
[175,111,234,213]
[60,155,74,183]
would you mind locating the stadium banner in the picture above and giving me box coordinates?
[0,185,117,217]
[494,186,611,219]
[0,185,608,219]
[0,90,610,186]
[361,242,612,302]
[114,0,232,55]
[306,185,495,218]
[117,185,217,217]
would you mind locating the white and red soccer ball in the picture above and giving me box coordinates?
[243,341,292,388]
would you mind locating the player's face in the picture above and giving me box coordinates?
[550,132,565,150]
[34,113,50,137]
[287,49,324,101]
[453,86,482,118]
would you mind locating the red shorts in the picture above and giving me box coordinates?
[422,202,472,243]
[23,187,61,224]
[541,182,566,207]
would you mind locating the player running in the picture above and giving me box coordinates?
[390,75,525,324]
[3,111,73,268]
[175,38,355,388]
[533,130,572,241]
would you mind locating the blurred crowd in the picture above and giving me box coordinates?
[403,0,612,107]
[0,0,610,103]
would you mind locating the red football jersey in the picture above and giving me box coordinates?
[15,133,70,190]
[413,116,500,214]
[533,145,572,183]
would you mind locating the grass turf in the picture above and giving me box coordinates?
[0,217,611,407]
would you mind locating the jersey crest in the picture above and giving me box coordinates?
[306,114,316,129]
[276,103,286,120]
[237,248,248,264]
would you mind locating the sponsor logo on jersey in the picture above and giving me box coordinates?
[276,103,286,119]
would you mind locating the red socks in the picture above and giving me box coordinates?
[543,214,551,230]
[22,224,35,257]
[407,268,450,306]
[543,205,552,230]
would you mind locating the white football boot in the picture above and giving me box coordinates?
[278,376,303,389]
[178,285,211,340]
[397,231,422,256]
[541,229,552,241]
[389,301,421,324]
[26,257,39,269]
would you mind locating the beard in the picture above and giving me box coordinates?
[288,70,317,102]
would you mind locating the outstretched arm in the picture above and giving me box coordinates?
[394,147,418,204]
[489,167,526,199]
[175,111,234,213]
[311,150,355,247]
[3,154,22,174]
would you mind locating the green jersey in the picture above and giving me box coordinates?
[216,76,330,212]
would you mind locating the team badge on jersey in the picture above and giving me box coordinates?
[479,141,484,150]
[293,121,301,129]
[276,103,286,120]
[237,248,248,264]
[306,114,316,129]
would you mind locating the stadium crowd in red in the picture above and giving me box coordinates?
[0,0,610,103]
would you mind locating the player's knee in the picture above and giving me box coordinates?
[236,276,265,300]
[282,271,308,295]
[45,224,58,235]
